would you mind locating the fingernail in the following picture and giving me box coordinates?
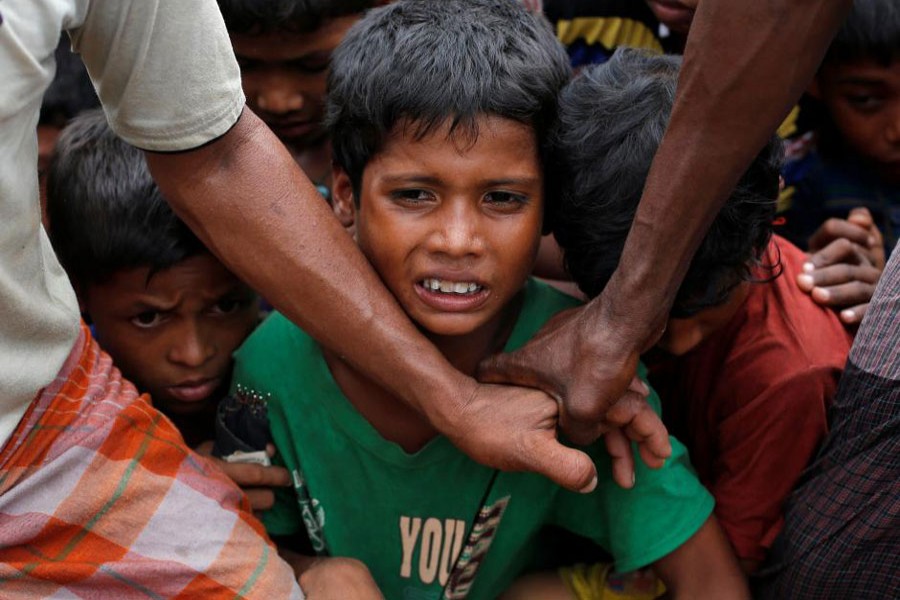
[631,472,636,487]
[581,475,598,494]
[869,236,877,247]
[841,309,856,322]
[803,262,815,273]
[813,287,831,301]
[797,274,814,288]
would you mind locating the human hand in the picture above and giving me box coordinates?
[298,557,384,600]
[477,303,672,489]
[798,208,885,325]
[196,441,291,511]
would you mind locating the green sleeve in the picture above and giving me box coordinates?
[550,369,714,573]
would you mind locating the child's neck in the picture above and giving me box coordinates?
[323,293,524,453]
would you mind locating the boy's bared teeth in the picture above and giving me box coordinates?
[422,278,482,295]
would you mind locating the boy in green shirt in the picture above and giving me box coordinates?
[229,1,748,598]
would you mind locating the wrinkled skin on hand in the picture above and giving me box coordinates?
[797,207,885,326]
[478,304,672,490]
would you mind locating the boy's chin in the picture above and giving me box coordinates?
[151,391,219,417]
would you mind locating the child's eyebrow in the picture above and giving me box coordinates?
[381,174,540,187]
[835,76,886,86]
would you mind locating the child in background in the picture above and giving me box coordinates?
[784,0,899,259]
[216,0,384,194]
[45,110,290,509]
[551,49,852,576]
[230,2,749,598]
[536,0,884,326]
[46,110,258,446]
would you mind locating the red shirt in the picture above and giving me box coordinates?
[647,236,852,561]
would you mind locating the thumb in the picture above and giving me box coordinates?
[477,348,542,389]
[523,436,597,493]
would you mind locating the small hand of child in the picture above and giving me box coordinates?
[299,557,384,600]
[797,208,885,326]
[195,441,291,511]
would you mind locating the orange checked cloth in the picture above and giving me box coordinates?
[0,325,302,598]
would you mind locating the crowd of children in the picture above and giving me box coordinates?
[3,0,898,597]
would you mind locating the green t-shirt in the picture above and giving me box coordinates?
[231,279,713,600]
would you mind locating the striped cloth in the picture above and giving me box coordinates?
[0,324,303,599]
[754,249,900,598]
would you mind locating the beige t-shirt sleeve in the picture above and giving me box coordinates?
[70,0,245,151]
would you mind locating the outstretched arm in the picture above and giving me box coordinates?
[481,0,852,443]
[145,108,599,492]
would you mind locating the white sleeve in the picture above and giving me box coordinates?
[70,0,245,151]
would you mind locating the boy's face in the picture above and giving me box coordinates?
[813,58,900,183]
[655,283,749,356]
[81,254,258,416]
[230,15,359,152]
[333,116,544,338]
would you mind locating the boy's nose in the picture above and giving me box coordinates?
[256,78,305,114]
[168,323,216,368]
[428,202,485,258]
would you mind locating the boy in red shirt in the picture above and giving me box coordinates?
[550,49,852,575]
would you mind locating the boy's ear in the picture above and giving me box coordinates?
[331,164,357,235]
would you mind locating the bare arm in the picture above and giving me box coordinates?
[481,0,852,443]
[653,517,749,600]
[145,109,598,492]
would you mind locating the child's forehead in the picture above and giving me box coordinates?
[822,57,900,84]
[92,256,246,297]
[384,115,537,152]
[230,14,359,58]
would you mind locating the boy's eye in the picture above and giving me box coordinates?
[844,93,883,111]
[391,189,435,204]
[211,297,246,316]
[131,311,164,329]
[484,191,528,209]
[292,53,331,73]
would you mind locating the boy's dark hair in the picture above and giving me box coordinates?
[217,0,378,34]
[326,0,571,197]
[550,49,783,317]
[46,109,205,288]
[40,35,99,127]
[822,0,900,67]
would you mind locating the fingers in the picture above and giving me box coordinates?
[846,207,874,229]
[245,488,277,511]
[477,348,545,391]
[807,237,871,269]
[798,260,881,310]
[603,429,635,489]
[808,217,871,252]
[604,392,671,464]
[219,460,292,488]
[810,279,878,309]
[839,302,869,325]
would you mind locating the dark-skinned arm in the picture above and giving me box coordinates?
[145,108,612,492]
[481,0,852,445]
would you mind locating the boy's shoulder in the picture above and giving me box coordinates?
[701,236,851,399]
[232,310,315,374]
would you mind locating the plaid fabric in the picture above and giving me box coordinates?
[0,325,303,599]
[754,250,900,599]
